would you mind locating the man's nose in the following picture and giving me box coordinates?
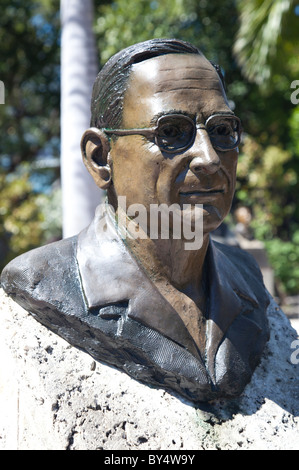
[187,129,221,175]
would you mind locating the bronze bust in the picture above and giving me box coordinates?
[1,39,270,402]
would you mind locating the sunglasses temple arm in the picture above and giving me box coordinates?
[104,128,156,137]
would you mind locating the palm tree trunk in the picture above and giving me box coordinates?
[61,0,102,238]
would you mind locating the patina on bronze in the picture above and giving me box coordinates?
[1,39,270,402]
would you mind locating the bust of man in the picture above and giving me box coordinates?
[1,39,270,403]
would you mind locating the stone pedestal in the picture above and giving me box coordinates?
[0,288,298,450]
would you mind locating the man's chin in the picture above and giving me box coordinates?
[194,204,226,235]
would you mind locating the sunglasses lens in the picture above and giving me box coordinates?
[156,115,240,153]
[156,116,194,153]
[207,116,240,150]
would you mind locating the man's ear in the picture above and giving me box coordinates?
[80,128,112,190]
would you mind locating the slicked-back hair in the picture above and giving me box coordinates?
[90,38,225,130]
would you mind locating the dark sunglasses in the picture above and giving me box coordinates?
[103,113,242,154]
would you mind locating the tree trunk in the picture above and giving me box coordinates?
[60,0,102,238]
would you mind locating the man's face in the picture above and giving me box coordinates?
[109,53,239,234]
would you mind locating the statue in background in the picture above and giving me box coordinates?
[1,39,270,402]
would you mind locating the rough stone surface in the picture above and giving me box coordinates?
[0,288,298,450]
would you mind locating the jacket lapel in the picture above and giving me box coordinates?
[77,205,200,359]
[205,240,267,382]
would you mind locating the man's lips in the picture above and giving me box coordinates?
[179,188,225,196]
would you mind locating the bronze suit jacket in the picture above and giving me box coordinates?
[1,206,270,402]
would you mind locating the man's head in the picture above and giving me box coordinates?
[89,38,225,130]
[81,39,240,235]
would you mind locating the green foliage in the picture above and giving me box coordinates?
[236,136,299,294]
[35,187,62,243]
[0,0,61,269]
[234,0,299,87]
[94,0,240,70]
[289,107,299,156]
[236,136,297,238]
[0,171,43,266]
[0,0,60,172]
[265,232,299,295]
[231,0,299,295]
[95,0,186,63]
[0,168,62,270]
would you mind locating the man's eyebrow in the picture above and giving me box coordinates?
[158,67,214,72]
[149,110,194,125]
